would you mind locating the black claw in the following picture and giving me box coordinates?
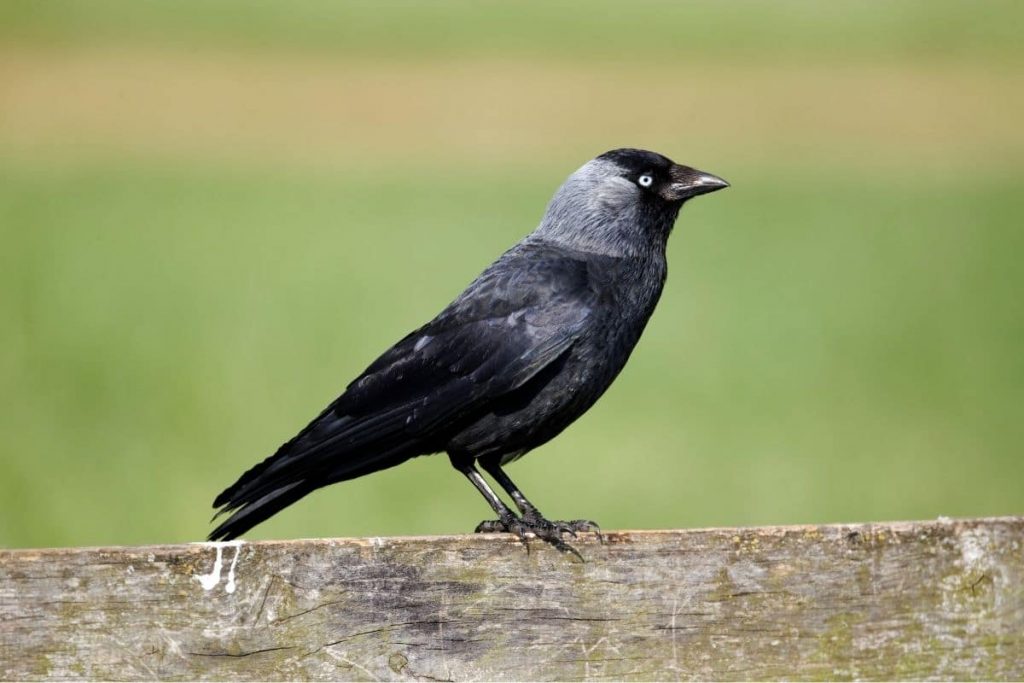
[554,522,578,539]
[566,519,603,543]
[548,537,584,561]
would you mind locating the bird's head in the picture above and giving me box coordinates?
[536,148,729,256]
[591,148,730,205]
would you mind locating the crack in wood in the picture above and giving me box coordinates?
[251,575,275,627]
[273,597,349,625]
[187,646,296,658]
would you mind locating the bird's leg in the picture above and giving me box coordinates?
[480,458,602,543]
[452,455,582,557]
[450,455,527,542]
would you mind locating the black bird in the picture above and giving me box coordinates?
[209,148,728,549]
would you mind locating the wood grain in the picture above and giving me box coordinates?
[2,517,1022,680]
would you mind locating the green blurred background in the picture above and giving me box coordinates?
[2,1,1022,549]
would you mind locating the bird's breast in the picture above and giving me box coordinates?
[446,253,667,461]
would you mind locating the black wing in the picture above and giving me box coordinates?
[209,243,597,540]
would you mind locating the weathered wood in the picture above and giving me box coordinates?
[1,517,1022,681]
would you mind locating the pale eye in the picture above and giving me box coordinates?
[638,174,653,188]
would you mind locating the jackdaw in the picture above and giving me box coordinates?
[209,148,728,549]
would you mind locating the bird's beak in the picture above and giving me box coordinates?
[662,165,730,202]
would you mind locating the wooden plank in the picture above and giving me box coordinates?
[2,517,1022,680]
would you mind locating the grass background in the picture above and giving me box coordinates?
[1,1,1022,548]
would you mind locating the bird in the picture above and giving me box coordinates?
[209,148,728,551]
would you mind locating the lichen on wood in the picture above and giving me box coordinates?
[1,517,1022,680]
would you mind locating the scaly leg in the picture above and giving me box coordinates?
[449,455,524,540]
[479,457,602,543]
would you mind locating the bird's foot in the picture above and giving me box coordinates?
[522,512,603,546]
[474,513,601,559]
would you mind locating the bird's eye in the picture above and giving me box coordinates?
[638,174,654,188]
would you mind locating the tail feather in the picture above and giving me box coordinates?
[209,404,425,540]
[208,481,309,541]
[212,400,346,510]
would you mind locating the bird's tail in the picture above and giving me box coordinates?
[208,404,423,541]
[208,480,315,541]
